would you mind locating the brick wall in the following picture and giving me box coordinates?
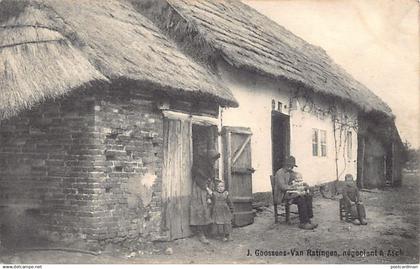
[92,88,165,245]
[0,88,166,248]
[0,92,100,247]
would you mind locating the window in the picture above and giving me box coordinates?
[346,131,352,159]
[320,130,327,157]
[277,102,283,113]
[312,128,327,157]
[312,129,319,156]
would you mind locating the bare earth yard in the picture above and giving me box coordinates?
[1,174,418,264]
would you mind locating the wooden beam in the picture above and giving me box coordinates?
[391,141,396,185]
[360,136,366,189]
[224,131,232,190]
[222,126,252,135]
[162,110,219,126]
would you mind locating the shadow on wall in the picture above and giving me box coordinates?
[0,205,49,249]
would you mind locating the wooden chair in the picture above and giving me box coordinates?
[339,198,351,221]
[270,175,298,224]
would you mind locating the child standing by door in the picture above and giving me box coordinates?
[210,180,234,241]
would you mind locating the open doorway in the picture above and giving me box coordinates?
[271,111,290,174]
[192,124,218,166]
[161,120,218,240]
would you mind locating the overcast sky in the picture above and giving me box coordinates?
[245,0,419,148]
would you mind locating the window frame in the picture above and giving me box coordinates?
[320,130,327,157]
[312,128,319,157]
[312,128,327,157]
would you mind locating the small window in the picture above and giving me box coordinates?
[347,131,352,159]
[320,130,327,157]
[277,102,283,112]
[312,128,327,157]
[312,129,319,156]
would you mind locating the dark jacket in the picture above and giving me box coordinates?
[273,168,292,204]
[342,183,360,204]
[192,154,216,190]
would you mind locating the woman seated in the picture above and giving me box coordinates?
[342,174,368,225]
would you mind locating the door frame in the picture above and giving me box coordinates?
[271,111,290,174]
[161,110,219,240]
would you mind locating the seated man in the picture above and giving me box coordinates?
[342,174,368,225]
[273,156,317,230]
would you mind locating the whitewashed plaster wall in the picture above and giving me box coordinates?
[217,61,358,192]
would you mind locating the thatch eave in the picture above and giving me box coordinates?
[108,76,239,108]
[0,0,238,121]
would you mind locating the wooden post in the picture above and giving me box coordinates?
[223,130,232,190]
[270,175,278,223]
[391,141,396,186]
[333,118,339,182]
[359,136,366,189]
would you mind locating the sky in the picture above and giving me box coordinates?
[245,0,419,148]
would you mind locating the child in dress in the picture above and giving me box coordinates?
[210,180,234,242]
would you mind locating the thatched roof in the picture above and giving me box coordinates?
[0,0,237,120]
[136,0,393,117]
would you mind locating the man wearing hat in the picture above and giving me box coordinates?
[273,156,317,230]
[190,148,221,244]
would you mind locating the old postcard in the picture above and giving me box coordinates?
[0,0,418,266]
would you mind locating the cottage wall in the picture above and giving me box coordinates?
[217,62,358,192]
[0,88,165,248]
[93,88,164,243]
[0,93,100,246]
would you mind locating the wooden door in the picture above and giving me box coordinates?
[162,118,192,240]
[222,126,254,227]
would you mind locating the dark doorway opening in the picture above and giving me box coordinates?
[192,124,218,161]
[271,111,290,174]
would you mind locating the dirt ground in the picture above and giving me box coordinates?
[1,174,419,264]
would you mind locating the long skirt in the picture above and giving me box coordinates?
[189,181,212,226]
[346,202,367,220]
[211,223,232,236]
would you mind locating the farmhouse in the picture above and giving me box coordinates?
[0,0,404,247]
[0,0,237,247]
[138,0,404,220]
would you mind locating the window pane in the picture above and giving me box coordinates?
[320,130,327,143]
[312,129,318,156]
[347,131,352,159]
[321,145,327,156]
[312,129,318,143]
[320,130,327,156]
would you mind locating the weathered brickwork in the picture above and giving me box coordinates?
[0,92,99,246]
[0,88,165,248]
[92,88,165,244]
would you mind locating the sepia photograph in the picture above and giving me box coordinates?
[0,0,418,266]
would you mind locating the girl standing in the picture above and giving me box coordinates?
[210,180,234,242]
